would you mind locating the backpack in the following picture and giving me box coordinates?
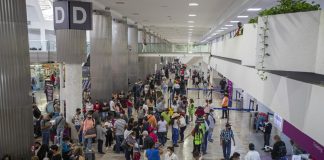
[277,142,287,157]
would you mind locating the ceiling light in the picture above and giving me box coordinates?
[217,30,224,32]
[221,27,228,30]
[230,21,240,23]
[188,28,194,31]
[188,26,195,28]
[189,3,199,6]
[225,25,233,27]
[247,8,262,11]
[187,21,195,23]
[237,15,249,18]
[188,14,197,17]
[212,33,218,35]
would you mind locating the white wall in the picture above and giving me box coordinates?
[256,11,324,74]
[208,57,324,146]
[211,24,257,66]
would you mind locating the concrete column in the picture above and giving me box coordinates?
[112,18,128,92]
[56,30,86,128]
[138,30,146,79]
[90,10,112,101]
[0,1,33,158]
[40,27,46,51]
[128,25,138,84]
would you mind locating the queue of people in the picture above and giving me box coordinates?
[29,61,294,160]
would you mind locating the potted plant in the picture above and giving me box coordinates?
[249,0,321,23]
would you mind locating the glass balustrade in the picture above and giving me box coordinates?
[138,43,210,53]
[29,41,210,54]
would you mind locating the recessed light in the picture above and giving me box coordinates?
[189,3,199,6]
[217,30,224,32]
[230,21,240,23]
[188,28,194,31]
[221,27,228,30]
[225,25,233,27]
[247,8,262,11]
[188,26,195,28]
[188,14,197,17]
[187,21,195,23]
[212,33,218,35]
[237,15,249,18]
[116,1,125,4]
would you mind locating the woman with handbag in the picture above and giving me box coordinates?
[81,112,96,152]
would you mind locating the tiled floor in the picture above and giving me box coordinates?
[33,77,285,160]
[93,89,279,160]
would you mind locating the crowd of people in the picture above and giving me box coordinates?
[28,61,297,160]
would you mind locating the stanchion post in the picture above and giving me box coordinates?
[197,87,200,99]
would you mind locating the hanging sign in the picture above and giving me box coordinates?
[53,1,92,30]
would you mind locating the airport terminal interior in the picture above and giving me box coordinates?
[1,0,324,160]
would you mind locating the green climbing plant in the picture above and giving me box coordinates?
[248,0,321,23]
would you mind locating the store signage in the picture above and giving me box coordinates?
[273,113,283,131]
[283,120,324,159]
[53,1,92,30]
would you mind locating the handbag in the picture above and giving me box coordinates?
[84,127,96,138]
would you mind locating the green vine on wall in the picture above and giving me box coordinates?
[249,0,321,23]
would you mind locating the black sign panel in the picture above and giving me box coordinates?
[53,1,92,30]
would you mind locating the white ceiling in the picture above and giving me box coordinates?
[95,0,249,43]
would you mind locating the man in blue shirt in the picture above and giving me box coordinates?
[220,123,236,160]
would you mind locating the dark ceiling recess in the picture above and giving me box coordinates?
[116,1,125,4]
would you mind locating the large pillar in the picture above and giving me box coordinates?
[128,24,138,84]
[138,29,146,79]
[90,10,112,101]
[0,0,33,158]
[56,30,86,125]
[112,17,128,92]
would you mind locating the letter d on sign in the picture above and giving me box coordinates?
[55,7,64,24]
[73,7,87,24]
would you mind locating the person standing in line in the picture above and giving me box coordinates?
[72,108,84,144]
[41,114,52,145]
[104,118,114,150]
[201,114,209,155]
[220,123,236,160]
[178,113,187,143]
[262,120,272,150]
[101,101,110,120]
[171,113,180,147]
[188,99,195,122]
[114,114,127,154]
[97,122,107,154]
[221,93,229,119]
[125,131,137,160]
[207,109,216,143]
[54,113,66,146]
[191,119,205,159]
[157,116,168,146]
[81,112,96,152]
[110,95,117,118]
[271,135,287,160]
[245,143,261,160]
[219,77,227,94]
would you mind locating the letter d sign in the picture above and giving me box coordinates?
[53,1,92,30]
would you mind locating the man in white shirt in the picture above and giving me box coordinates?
[109,96,116,117]
[245,143,261,160]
